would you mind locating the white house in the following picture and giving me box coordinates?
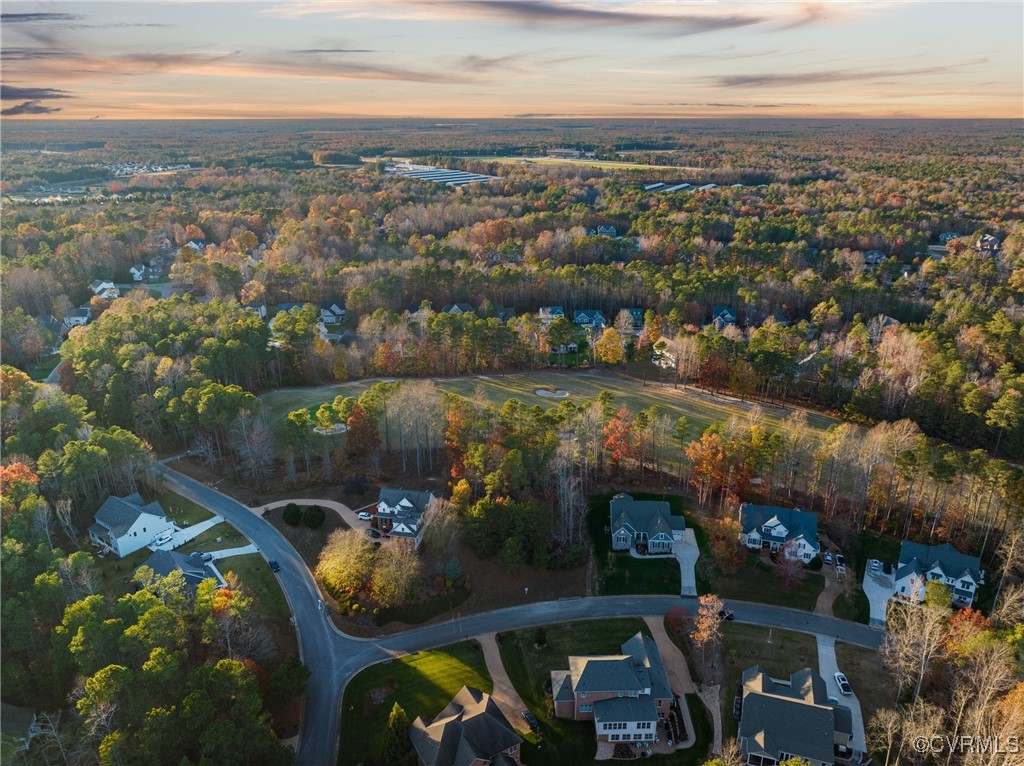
[374,488,437,548]
[538,306,565,324]
[129,264,146,281]
[63,306,91,329]
[738,504,820,562]
[319,300,346,325]
[88,493,175,559]
[574,309,607,330]
[88,279,119,299]
[892,541,983,607]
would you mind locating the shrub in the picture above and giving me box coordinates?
[534,627,547,647]
[282,503,302,526]
[807,556,823,571]
[302,505,326,529]
[344,473,370,496]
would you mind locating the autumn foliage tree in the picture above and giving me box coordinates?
[602,407,635,472]
[686,432,726,506]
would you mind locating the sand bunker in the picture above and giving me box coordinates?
[535,388,570,398]
[314,423,349,436]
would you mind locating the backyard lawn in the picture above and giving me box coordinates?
[338,641,492,766]
[149,489,215,527]
[260,371,839,449]
[94,547,151,598]
[712,554,825,611]
[718,623,819,740]
[176,521,247,553]
[587,492,690,596]
[835,643,892,719]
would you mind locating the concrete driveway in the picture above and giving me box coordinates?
[257,498,376,535]
[673,530,699,597]
[817,636,866,751]
[862,562,895,627]
[150,515,224,551]
[477,633,532,733]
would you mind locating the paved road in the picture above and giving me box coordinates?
[158,465,883,766]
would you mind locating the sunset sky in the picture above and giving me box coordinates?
[2,0,1021,119]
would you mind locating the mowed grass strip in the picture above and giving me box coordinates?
[713,554,825,611]
[718,623,819,740]
[498,618,649,766]
[338,642,492,766]
[219,553,291,622]
[261,371,839,450]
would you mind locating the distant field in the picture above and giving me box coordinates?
[259,371,840,448]
[481,155,684,171]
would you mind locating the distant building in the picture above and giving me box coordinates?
[374,488,437,548]
[738,504,820,562]
[129,264,146,281]
[551,631,674,744]
[63,306,92,329]
[976,234,1001,256]
[643,182,666,191]
[89,279,119,299]
[319,300,346,325]
[697,183,718,191]
[139,550,225,593]
[938,232,960,244]
[597,225,617,237]
[863,250,887,266]
[538,306,565,324]
[738,666,855,766]
[711,305,736,330]
[0,702,40,753]
[409,686,523,766]
[574,309,607,330]
[440,303,476,315]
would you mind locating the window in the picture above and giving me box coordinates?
[610,735,619,742]
[580,705,592,713]
[618,692,624,698]
[581,692,586,699]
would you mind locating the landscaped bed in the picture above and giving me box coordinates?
[338,641,492,766]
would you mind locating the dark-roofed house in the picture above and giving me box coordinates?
[441,303,476,315]
[574,309,607,330]
[976,234,1001,256]
[551,632,674,744]
[738,504,820,562]
[1,703,40,753]
[88,493,174,559]
[623,308,645,331]
[863,250,887,266]
[538,306,565,324]
[739,666,854,766]
[319,300,346,325]
[139,550,225,593]
[610,493,685,555]
[712,305,736,330]
[893,541,983,607]
[597,225,617,237]
[375,488,437,548]
[409,686,523,766]
[63,306,91,329]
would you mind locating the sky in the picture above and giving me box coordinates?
[1,0,1022,119]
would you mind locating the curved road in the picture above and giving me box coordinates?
[159,466,882,766]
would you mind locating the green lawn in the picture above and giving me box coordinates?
[832,588,870,624]
[498,618,649,766]
[95,547,152,598]
[151,489,215,527]
[834,643,891,720]
[712,554,825,611]
[259,372,839,451]
[338,642,492,766]
[587,492,687,596]
[719,623,819,739]
[176,521,247,553]
[23,354,60,381]
[220,553,291,621]
[374,585,472,627]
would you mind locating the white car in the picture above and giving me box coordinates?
[834,672,853,696]
[357,511,372,521]
[823,553,833,565]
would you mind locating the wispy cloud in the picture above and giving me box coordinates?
[2,100,62,115]
[715,60,986,88]
[631,101,813,108]
[295,47,377,53]
[0,12,83,23]
[1,85,73,100]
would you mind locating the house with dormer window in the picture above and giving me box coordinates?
[374,488,437,548]
[738,504,820,562]
[610,494,685,555]
[574,309,608,330]
[88,493,175,559]
[551,631,674,744]
[893,541,983,607]
[538,306,565,324]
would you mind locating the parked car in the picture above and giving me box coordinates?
[718,610,735,621]
[357,511,372,521]
[269,560,281,572]
[823,553,833,565]
[521,710,540,732]
[364,528,381,539]
[834,672,853,695]
[871,559,880,572]
[835,554,846,568]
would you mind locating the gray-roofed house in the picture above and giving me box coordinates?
[139,549,225,593]
[597,225,617,237]
[738,504,820,562]
[574,309,608,330]
[441,303,476,315]
[863,250,887,266]
[129,263,146,281]
[610,493,685,555]
[893,541,983,607]
[375,489,437,548]
[551,631,674,744]
[89,279,117,296]
[538,306,565,324]
[976,234,1001,256]
[409,686,523,766]
[712,305,736,330]
[623,308,645,330]
[738,666,854,766]
[88,493,174,559]
[34,314,65,353]
[319,300,346,325]
[63,306,92,329]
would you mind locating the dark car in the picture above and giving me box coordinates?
[835,554,846,568]
[364,528,381,539]
[269,560,281,572]
[718,610,735,621]
[521,710,540,732]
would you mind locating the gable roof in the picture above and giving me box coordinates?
[712,305,735,323]
[441,303,476,314]
[94,493,166,537]
[593,696,658,725]
[574,309,607,323]
[409,686,521,766]
[739,666,848,766]
[539,305,564,316]
[567,631,673,700]
[739,504,819,549]
[142,550,224,591]
[620,632,673,701]
[896,541,982,583]
[319,299,345,314]
[610,493,685,541]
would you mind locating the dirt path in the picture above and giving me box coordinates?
[814,566,844,616]
[476,632,531,733]
[642,616,696,694]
